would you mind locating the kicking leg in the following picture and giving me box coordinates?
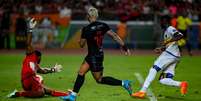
[61,61,89,101]
[142,65,161,92]
[73,61,89,93]
[92,71,122,86]
[159,73,181,87]
[131,53,176,98]
[91,71,132,95]
[159,63,181,87]
[159,62,188,95]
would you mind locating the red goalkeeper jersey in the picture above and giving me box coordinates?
[21,53,39,81]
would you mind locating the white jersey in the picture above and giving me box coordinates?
[164,26,182,57]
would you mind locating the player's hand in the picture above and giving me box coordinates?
[121,45,131,56]
[52,63,63,72]
[27,17,37,32]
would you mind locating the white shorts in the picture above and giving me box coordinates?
[154,51,180,75]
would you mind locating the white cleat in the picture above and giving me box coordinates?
[7,89,17,98]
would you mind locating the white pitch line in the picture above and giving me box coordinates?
[134,72,158,101]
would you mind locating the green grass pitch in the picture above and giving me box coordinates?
[0,53,201,101]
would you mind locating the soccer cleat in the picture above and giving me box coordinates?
[7,89,17,98]
[180,81,188,96]
[122,80,132,95]
[131,91,146,98]
[60,90,76,101]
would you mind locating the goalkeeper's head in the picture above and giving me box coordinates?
[87,7,98,23]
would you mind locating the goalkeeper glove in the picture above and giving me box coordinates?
[51,63,63,72]
[27,18,37,33]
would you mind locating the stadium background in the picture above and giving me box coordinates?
[0,0,201,49]
[0,0,201,101]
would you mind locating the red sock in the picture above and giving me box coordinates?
[51,91,68,97]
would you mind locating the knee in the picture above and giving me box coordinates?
[159,73,174,83]
[95,77,102,84]
[78,71,86,76]
[152,65,161,72]
[159,78,165,84]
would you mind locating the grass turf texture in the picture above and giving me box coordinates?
[0,53,201,101]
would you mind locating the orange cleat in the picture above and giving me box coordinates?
[180,81,188,96]
[131,91,146,98]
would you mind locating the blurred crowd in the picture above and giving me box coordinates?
[0,0,201,21]
[0,0,201,50]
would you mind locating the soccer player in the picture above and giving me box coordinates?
[61,7,132,101]
[7,18,68,98]
[132,17,188,98]
[177,13,192,56]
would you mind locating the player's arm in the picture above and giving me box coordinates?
[106,30,130,55]
[79,38,86,48]
[163,32,183,45]
[154,45,166,54]
[79,28,87,48]
[37,63,62,74]
[26,18,37,54]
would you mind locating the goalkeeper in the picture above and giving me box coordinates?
[7,18,68,98]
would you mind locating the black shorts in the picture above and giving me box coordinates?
[85,54,104,72]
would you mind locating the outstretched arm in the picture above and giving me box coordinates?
[37,63,62,74]
[26,18,37,54]
[154,45,166,54]
[106,30,130,55]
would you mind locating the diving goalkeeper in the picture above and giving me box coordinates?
[7,18,68,98]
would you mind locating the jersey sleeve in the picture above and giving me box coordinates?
[81,27,86,39]
[168,26,183,37]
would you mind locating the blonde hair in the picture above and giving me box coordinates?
[87,7,98,18]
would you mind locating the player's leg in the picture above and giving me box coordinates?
[159,62,188,95]
[8,77,45,98]
[159,62,181,87]
[15,89,45,98]
[73,61,90,93]
[43,86,68,97]
[7,89,45,98]
[60,61,89,101]
[91,71,132,95]
[132,52,175,98]
[88,54,122,86]
[92,71,122,86]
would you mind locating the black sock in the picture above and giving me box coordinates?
[73,74,85,93]
[100,76,122,86]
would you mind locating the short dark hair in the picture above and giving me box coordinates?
[34,50,41,57]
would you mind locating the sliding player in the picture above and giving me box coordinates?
[61,7,132,101]
[7,18,68,98]
[132,17,188,98]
